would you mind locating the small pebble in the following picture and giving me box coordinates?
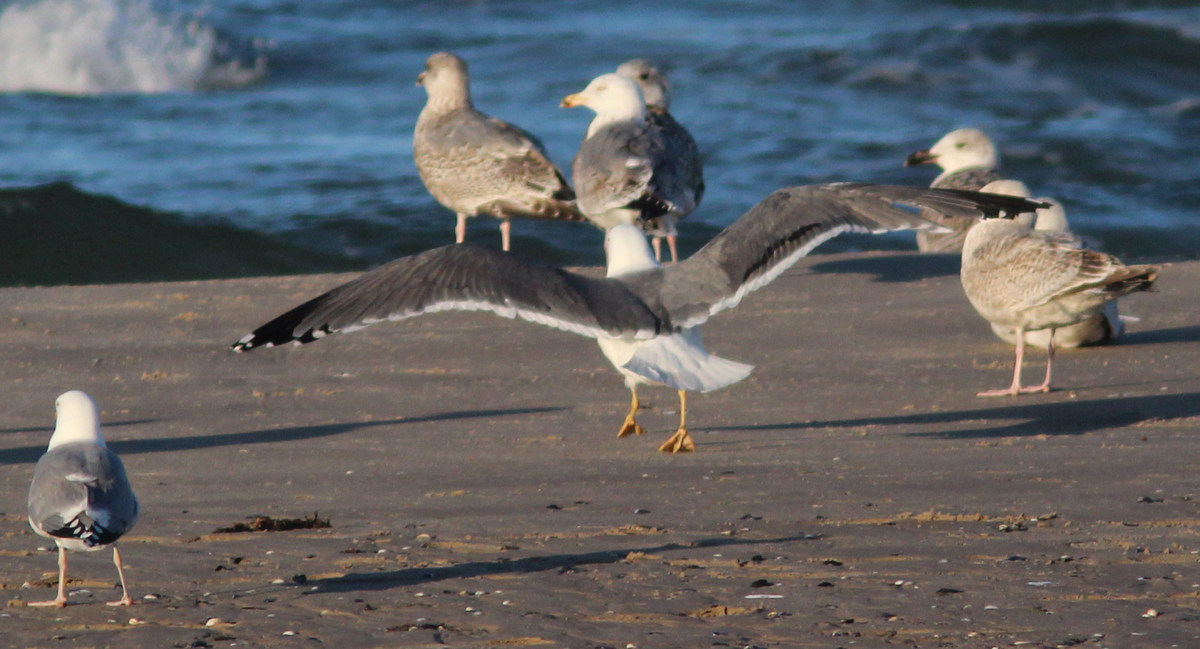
[1143,608,1161,618]
[205,617,223,627]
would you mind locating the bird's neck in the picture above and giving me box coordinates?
[48,423,104,450]
[586,105,647,139]
[424,85,472,113]
[962,218,1022,260]
[605,225,660,277]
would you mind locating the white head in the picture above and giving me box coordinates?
[561,73,647,138]
[615,59,671,111]
[979,178,1030,198]
[1032,197,1070,233]
[417,51,472,111]
[604,224,659,277]
[926,128,998,173]
[49,390,104,449]
[979,179,1035,227]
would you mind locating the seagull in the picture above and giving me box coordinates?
[562,73,698,251]
[960,212,1160,397]
[26,391,140,607]
[233,183,1043,452]
[614,59,705,263]
[904,128,1005,252]
[976,180,1124,349]
[414,51,585,251]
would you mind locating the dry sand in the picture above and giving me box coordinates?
[1,251,1197,648]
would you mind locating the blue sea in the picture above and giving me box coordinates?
[1,0,1198,286]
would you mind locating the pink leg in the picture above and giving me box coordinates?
[651,236,664,261]
[667,234,679,263]
[106,545,134,607]
[499,218,512,252]
[454,213,468,244]
[29,546,69,607]
[1021,329,1056,393]
[978,327,1027,397]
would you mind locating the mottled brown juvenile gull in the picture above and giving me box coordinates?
[960,212,1159,397]
[615,59,705,262]
[976,180,1124,349]
[234,183,1044,452]
[414,51,584,251]
[562,73,697,245]
[905,128,1005,252]
[26,391,140,607]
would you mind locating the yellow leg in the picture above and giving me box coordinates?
[617,388,645,438]
[658,390,696,453]
[29,546,69,607]
[107,545,134,607]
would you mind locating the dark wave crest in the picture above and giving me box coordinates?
[0,183,360,287]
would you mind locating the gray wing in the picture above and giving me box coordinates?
[654,183,1046,327]
[28,442,139,547]
[571,120,679,226]
[232,243,666,350]
[640,109,705,236]
[414,108,583,221]
[932,167,1002,191]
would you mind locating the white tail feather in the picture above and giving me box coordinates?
[621,329,753,392]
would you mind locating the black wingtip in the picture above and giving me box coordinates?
[935,188,1049,219]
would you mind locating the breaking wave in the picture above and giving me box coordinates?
[0,0,266,94]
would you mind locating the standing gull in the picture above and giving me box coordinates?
[414,51,584,251]
[615,59,705,262]
[904,128,1004,252]
[562,73,697,250]
[960,212,1160,397]
[233,184,1043,452]
[27,391,139,607]
[976,180,1124,349]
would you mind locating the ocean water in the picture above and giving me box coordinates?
[1,0,1198,286]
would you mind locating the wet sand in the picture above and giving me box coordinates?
[1,251,1197,648]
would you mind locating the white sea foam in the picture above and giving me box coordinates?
[0,0,266,94]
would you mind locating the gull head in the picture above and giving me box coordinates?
[562,73,646,137]
[605,224,660,277]
[49,390,104,449]
[616,59,671,111]
[980,179,1034,226]
[906,128,998,173]
[418,51,471,109]
[1032,197,1069,233]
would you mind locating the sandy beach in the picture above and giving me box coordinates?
[1,251,1197,648]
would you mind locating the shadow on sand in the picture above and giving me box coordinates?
[699,391,1200,440]
[313,533,821,593]
[808,253,959,283]
[0,407,565,465]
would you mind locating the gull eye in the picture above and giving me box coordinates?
[956,142,966,149]
[639,73,649,80]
